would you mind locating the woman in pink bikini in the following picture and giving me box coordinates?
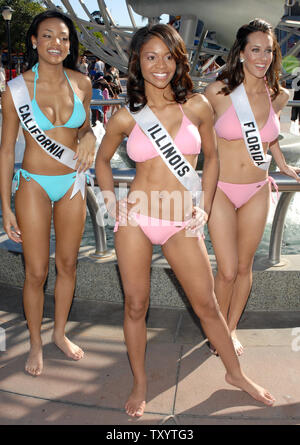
[96,24,275,417]
[205,19,300,356]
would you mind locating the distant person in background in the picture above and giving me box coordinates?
[78,55,88,75]
[104,72,121,115]
[290,76,300,136]
[88,58,97,81]
[95,76,113,125]
[105,64,122,94]
[104,73,117,93]
[94,56,105,76]
[91,78,104,126]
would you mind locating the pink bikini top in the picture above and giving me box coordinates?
[127,104,201,163]
[214,85,280,143]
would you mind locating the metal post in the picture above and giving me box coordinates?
[86,187,115,260]
[6,20,12,80]
[1,6,14,80]
[179,14,198,55]
[268,191,296,265]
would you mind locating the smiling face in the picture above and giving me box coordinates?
[31,17,70,65]
[139,36,176,91]
[240,31,274,79]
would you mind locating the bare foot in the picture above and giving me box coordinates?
[52,333,84,360]
[231,332,244,356]
[25,343,43,376]
[225,371,275,406]
[125,380,147,417]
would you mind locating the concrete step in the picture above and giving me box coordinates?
[0,247,300,311]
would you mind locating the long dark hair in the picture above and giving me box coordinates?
[25,10,79,71]
[127,24,193,112]
[218,18,282,99]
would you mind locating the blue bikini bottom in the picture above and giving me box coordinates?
[13,169,89,202]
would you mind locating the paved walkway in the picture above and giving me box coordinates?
[0,283,299,425]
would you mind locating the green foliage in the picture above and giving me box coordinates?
[74,21,103,54]
[84,27,104,45]
[93,31,104,44]
[0,0,45,54]
[0,1,104,58]
[282,55,300,74]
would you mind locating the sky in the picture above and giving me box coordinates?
[53,0,169,27]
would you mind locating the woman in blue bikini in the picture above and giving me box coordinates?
[0,11,95,376]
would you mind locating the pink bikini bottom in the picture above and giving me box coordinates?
[114,212,202,245]
[217,176,278,209]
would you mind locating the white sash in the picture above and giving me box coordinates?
[126,105,203,207]
[8,74,88,199]
[230,83,271,171]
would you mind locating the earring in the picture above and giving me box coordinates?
[68,50,70,55]
[32,43,37,50]
[240,57,245,63]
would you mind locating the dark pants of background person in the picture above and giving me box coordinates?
[91,109,103,126]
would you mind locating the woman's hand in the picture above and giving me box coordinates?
[3,209,22,243]
[280,165,300,183]
[185,206,208,233]
[74,131,96,173]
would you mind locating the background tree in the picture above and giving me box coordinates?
[0,0,45,55]
[0,1,104,64]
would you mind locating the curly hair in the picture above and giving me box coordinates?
[127,24,193,112]
[218,18,282,99]
[25,10,79,71]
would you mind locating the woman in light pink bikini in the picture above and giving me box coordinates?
[205,19,300,356]
[96,24,275,417]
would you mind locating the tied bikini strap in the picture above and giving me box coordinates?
[32,63,39,100]
[267,176,279,203]
[12,168,92,195]
[12,169,31,193]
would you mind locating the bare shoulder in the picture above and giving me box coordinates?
[205,80,225,96]
[22,69,34,82]
[276,87,290,109]
[1,86,14,109]
[204,80,226,109]
[67,68,92,91]
[106,106,134,137]
[1,86,19,122]
[3,70,32,110]
[187,92,214,117]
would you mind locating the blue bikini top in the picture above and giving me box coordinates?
[22,63,86,131]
